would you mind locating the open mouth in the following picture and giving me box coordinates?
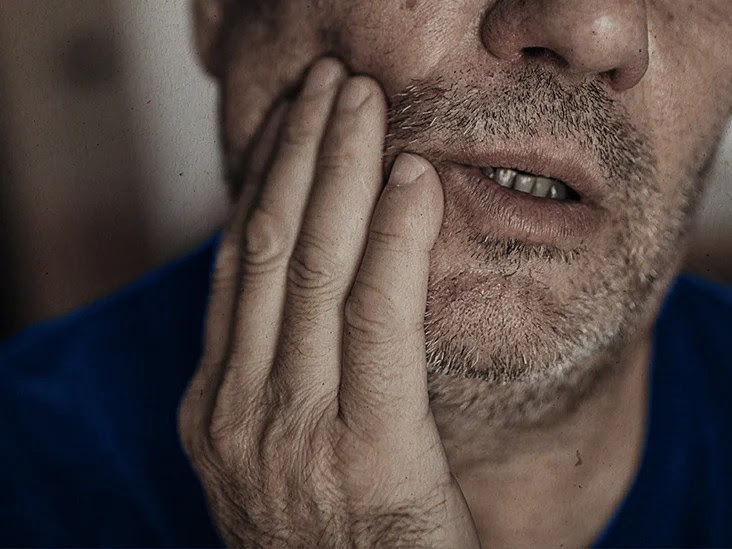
[478,166,582,202]
[443,160,605,246]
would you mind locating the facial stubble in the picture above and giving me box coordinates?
[226,65,705,427]
[384,65,702,427]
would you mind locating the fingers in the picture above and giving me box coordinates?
[223,59,348,391]
[190,54,444,453]
[272,77,387,402]
[339,153,444,434]
[179,101,287,447]
[205,102,288,364]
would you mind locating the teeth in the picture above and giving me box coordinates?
[494,168,516,188]
[531,177,553,198]
[549,182,567,200]
[513,174,535,193]
[479,166,495,179]
[481,166,571,200]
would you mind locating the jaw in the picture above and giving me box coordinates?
[417,154,692,430]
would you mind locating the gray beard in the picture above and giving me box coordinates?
[381,65,708,429]
[224,64,717,429]
[421,175,698,429]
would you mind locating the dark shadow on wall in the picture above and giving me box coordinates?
[0,76,22,338]
[686,232,732,285]
[0,1,153,339]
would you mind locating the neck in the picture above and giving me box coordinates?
[428,331,652,548]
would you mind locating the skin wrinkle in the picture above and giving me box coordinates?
[353,64,668,427]
[221,52,717,429]
[386,66,657,186]
[186,2,732,546]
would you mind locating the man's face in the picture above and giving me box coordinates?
[200,0,732,419]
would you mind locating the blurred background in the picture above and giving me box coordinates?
[0,1,730,340]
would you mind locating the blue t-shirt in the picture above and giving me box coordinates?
[1,233,731,547]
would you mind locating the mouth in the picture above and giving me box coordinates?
[477,166,582,202]
[440,157,607,248]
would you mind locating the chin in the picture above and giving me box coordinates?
[420,208,685,426]
[423,258,623,382]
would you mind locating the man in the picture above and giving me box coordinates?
[1,0,731,546]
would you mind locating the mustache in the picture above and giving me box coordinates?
[226,64,658,201]
[384,64,657,189]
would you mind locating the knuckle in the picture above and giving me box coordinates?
[368,227,411,252]
[288,232,347,295]
[178,381,219,471]
[281,107,321,149]
[208,410,253,471]
[278,322,331,364]
[207,429,243,472]
[206,385,264,468]
[316,149,358,182]
[180,427,216,477]
[271,365,338,426]
[242,207,290,275]
[344,284,402,345]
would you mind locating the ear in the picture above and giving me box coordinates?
[192,0,228,77]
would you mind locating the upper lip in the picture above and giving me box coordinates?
[439,141,608,206]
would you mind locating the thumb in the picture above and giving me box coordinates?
[340,152,444,430]
[380,152,444,251]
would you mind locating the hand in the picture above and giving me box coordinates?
[178,58,482,548]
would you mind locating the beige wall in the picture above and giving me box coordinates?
[687,122,732,282]
[113,1,228,258]
[0,1,227,334]
[1,0,153,329]
[0,1,730,337]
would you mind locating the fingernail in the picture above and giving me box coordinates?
[389,153,427,186]
[303,59,344,96]
[337,79,372,111]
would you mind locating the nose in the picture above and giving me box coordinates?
[481,0,649,91]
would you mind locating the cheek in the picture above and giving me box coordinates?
[329,1,473,93]
[222,19,325,154]
[631,11,732,190]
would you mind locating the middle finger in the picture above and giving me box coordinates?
[272,75,387,405]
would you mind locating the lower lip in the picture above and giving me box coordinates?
[441,163,606,247]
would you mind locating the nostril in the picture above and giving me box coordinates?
[522,47,550,59]
[482,0,650,91]
[603,67,620,84]
[521,47,569,69]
